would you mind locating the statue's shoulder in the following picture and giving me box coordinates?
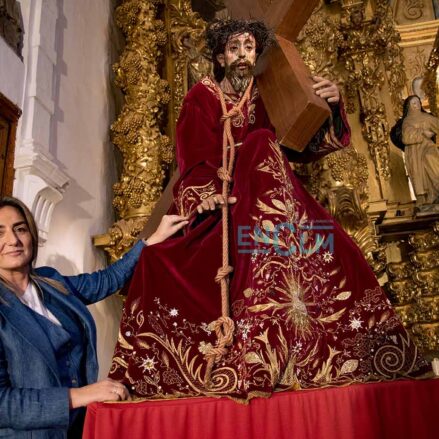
[402,114,419,128]
[425,111,439,123]
[184,76,220,106]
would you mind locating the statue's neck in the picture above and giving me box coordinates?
[219,77,241,95]
[407,108,421,117]
[219,76,253,96]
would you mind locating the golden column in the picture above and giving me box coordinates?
[94,0,172,261]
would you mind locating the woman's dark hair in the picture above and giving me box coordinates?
[205,18,274,82]
[390,95,430,151]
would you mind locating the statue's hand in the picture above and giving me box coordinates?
[196,194,237,214]
[312,76,340,104]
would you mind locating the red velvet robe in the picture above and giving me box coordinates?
[109,77,429,402]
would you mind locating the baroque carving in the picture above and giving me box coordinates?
[387,278,420,305]
[298,0,407,193]
[0,0,23,57]
[403,0,425,21]
[386,220,439,353]
[95,0,172,261]
[296,2,384,274]
[424,27,439,115]
[408,224,439,251]
[338,2,407,179]
[296,2,438,352]
[411,322,439,353]
[167,0,210,138]
[307,146,386,274]
[296,2,343,78]
[408,47,428,80]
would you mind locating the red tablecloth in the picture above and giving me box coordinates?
[83,379,439,439]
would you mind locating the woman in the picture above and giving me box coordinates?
[0,196,188,438]
[391,95,439,206]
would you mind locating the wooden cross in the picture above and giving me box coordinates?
[224,0,330,151]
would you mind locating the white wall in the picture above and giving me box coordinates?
[37,0,116,270]
[3,0,122,378]
[36,0,121,378]
[0,37,25,106]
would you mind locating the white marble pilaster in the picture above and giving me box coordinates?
[14,0,70,243]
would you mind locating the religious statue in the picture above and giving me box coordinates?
[109,19,429,402]
[391,95,439,207]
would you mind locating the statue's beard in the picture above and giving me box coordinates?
[225,59,255,93]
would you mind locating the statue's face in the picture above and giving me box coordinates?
[409,97,421,111]
[350,9,364,26]
[217,32,256,74]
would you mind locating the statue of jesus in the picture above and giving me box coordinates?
[109,19,429,403]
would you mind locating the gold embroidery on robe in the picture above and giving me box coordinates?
[176,180,216,217]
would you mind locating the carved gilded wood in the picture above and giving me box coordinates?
[424,27,439,114]
[93,0,171,260]
[386,220,439,354]
[0,0,23,58]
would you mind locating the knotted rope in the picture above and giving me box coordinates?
[203,78,254,387]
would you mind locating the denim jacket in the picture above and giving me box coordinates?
[0,240,145,438]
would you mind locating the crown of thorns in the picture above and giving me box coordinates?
[205,18,273,60]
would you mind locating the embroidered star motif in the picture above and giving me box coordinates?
[140,356,157,373]
[349,317,363,330]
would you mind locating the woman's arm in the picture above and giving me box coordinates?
[38,240,145,305]
[0,339,69,430]
[38,216,188,305]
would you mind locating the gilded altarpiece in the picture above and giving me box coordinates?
[95,0,439,354]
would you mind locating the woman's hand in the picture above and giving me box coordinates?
[196,194,237,214]
[69,378,130,408]
[312,76,340,104]
[145,215,189,246]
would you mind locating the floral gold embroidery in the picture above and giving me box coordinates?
[176,180,216,216]
[110,92,428,404]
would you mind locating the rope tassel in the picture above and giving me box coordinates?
[203,78,254,387]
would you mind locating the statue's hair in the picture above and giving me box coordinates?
[390,95,430,151]
[205,18,274,81]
